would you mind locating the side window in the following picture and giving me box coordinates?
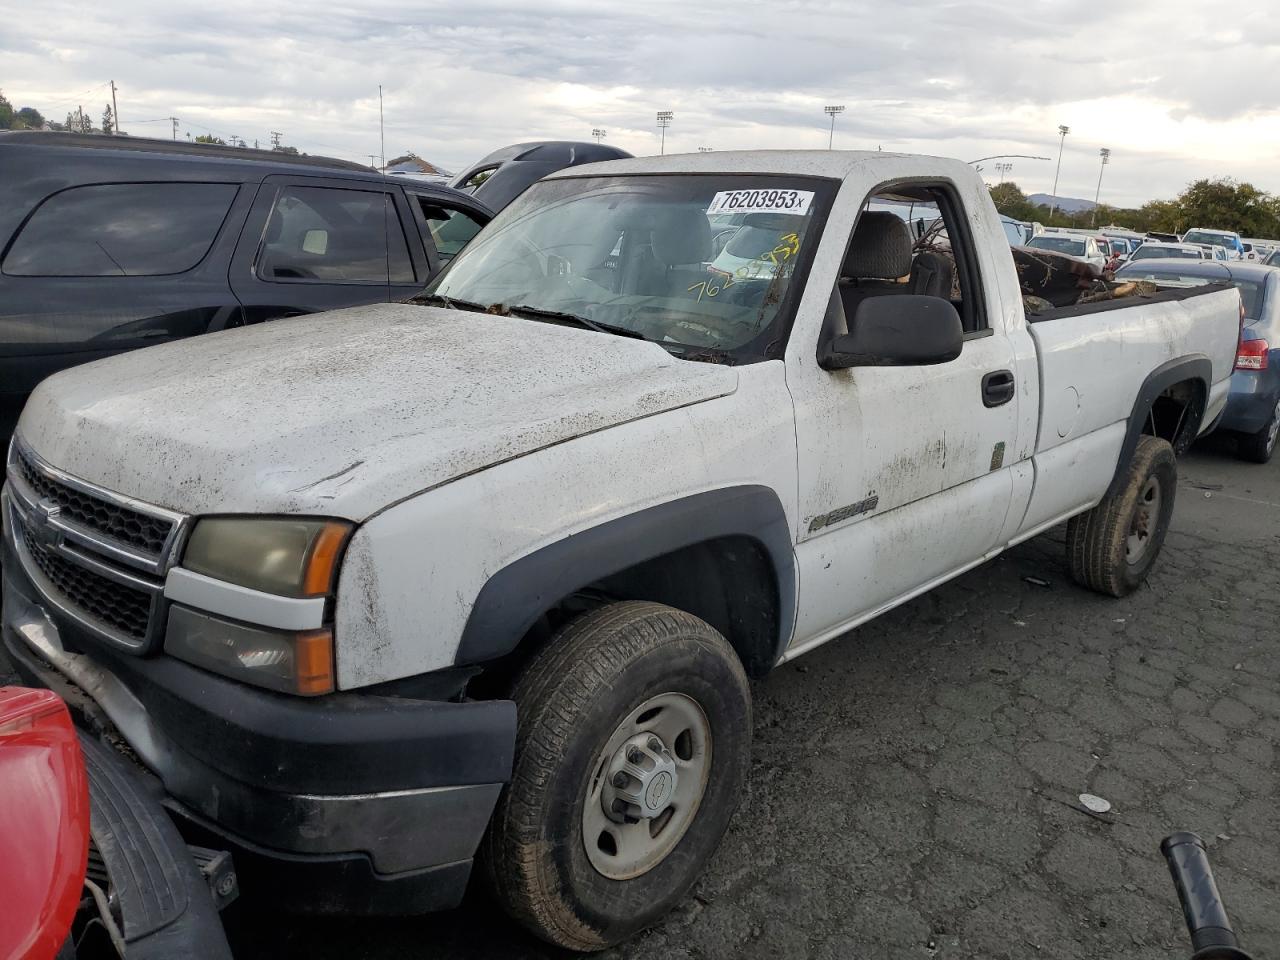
[838,184,987,335]
[257,186,414,284]
[416,201,485,263]
[455,166,498,193]
[3,182,238,277]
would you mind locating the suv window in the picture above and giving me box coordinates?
[257,186,414,284]
[417,201,485,263]
[3,182,238,277]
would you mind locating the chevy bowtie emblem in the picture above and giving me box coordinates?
[30,498,64,549]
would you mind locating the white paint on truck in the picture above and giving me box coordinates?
[11,149,1242,689]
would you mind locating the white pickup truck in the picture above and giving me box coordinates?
[3,151,1241,951]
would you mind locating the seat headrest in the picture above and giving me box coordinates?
[842,211,914,280]
[653,208,712,266]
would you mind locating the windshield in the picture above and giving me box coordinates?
[424,174,834,361]
[1119,268,1262,318]
[1183,230,1235,248]
[1132,245,1202,261]
[1027,236,1086,256]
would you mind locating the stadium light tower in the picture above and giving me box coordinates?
[698,146,713,152]
[1048,124,1070,219]
[656,111,673,154]
[1092,148,1111,226]
[824,105,845,149]
[995,161,1013,183]
[592,128,607,143]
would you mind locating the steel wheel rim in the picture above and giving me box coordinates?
[1126,475,1161,564]
[582,692,712,880]
[1266,399,1280,453]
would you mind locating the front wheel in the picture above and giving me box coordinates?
[482,601,752,952]
[1066,435,1177,597]
[1236,397,1280,464]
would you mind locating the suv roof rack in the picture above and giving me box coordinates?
[0,131,372,172]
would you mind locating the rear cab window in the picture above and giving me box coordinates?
[2,182,238,277]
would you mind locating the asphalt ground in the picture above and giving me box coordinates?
[6,435,1279,958]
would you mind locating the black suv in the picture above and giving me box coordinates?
[0,133,496,449]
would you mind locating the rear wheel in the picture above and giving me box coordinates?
[482,601,751,952]
[1236,397,1280,464]
[1066,435,1177,597]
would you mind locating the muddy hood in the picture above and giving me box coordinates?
[17,304,738,520]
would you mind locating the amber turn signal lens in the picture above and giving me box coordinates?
[294,629,336,696]
[303,522,353,597]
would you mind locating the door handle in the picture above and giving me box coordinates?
[982,370,1015,408]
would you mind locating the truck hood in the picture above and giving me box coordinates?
[17,304,738,520]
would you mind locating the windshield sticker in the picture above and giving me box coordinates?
[706,189,814,216]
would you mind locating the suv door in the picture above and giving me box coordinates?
[229,175,428,323]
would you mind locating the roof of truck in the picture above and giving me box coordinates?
[545,149,971,181]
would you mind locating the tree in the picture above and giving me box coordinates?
[194,134,226,145]
[102,103,114,135]
[1171,179,1280,237]
[0,90,13,129]
[988,182,1038,222]
[15,106,44,129]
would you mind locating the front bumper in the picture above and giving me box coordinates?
[3,515,516,915]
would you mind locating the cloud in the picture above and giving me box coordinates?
[3,0,1279,208]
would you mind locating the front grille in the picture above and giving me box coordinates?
[22,523,154,643]
[15,447,175,558]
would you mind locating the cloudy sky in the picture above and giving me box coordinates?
[3,0,1278,207]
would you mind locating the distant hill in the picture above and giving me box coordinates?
[1027,193,1096,213]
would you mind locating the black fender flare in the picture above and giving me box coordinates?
[455,486,797,668]
[1104,355,1210,499]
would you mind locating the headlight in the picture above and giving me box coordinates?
[182,517,352,597]
[165,605,334,696]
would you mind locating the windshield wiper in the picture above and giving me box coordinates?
[412,292,490,312]
[499,304,650,340]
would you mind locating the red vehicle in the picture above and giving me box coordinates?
[0,687,233,959]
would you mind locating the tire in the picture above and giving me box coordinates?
[1066,435,1177,598]
[1236,397,1280,464]
[482,601,752,952]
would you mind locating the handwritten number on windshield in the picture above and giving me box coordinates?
[688,232,801,302]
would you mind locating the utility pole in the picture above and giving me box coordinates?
[378,85,385,171]
[110,80,119,135]
[368,154,377,170]
[171,117,179,140]
[656,111,673,154]
[1092,148,1111,227]
[270,130,282,150]
[1048,124,1070,220]
[824,105,845,149]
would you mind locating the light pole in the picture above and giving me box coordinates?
[995,162,1013,183]
[592,128,606,143]
[698,146,713,152]
[656,111,673,154]
[1048,124,1070,219]
[1092,148,1111,226]
[824,105,845,149]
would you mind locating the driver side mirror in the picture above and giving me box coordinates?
[820,295,963,370]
